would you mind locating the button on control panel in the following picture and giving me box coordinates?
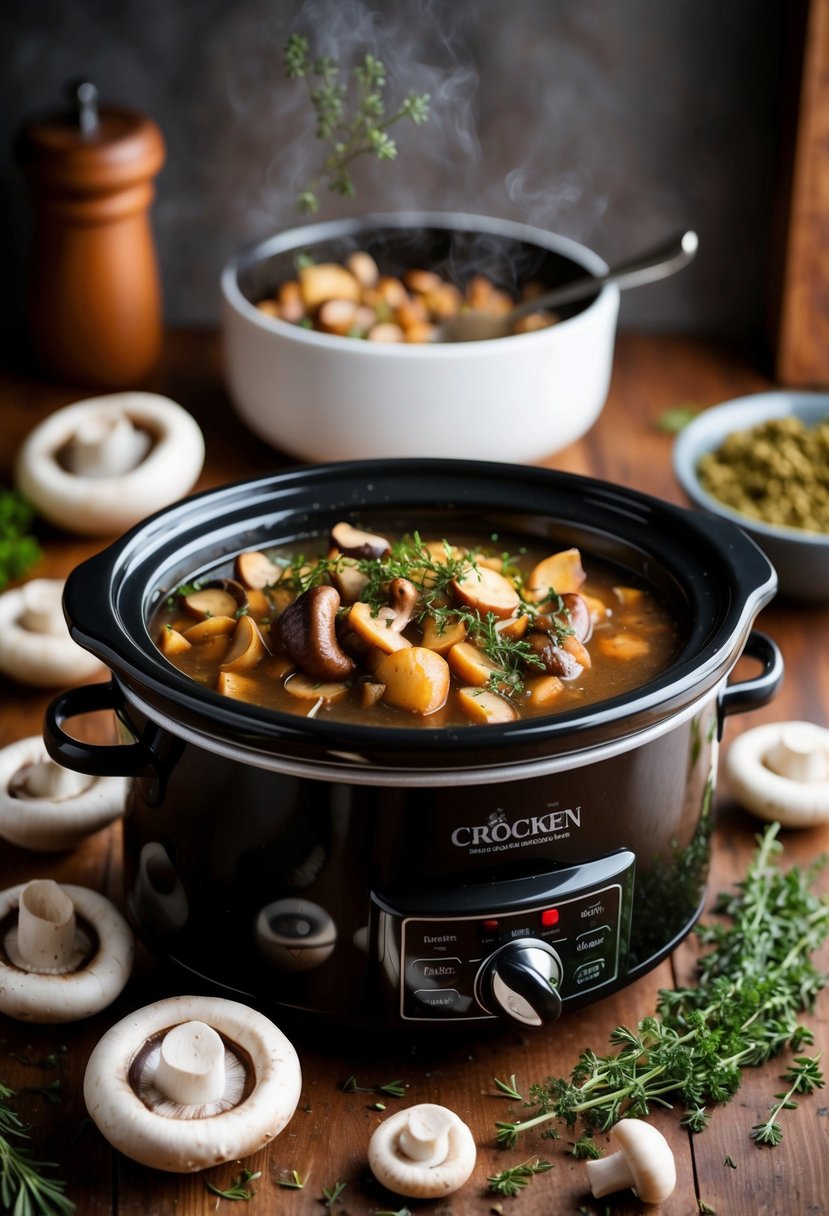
[372,850,635,1021]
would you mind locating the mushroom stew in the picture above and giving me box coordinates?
[151,523,679,728]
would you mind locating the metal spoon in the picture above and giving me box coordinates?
[437,228,699,343]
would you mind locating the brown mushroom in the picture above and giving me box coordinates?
[183,580,247,620]
[387,578,418,631]
[278,586,356,682]
[220,615,268,672]
[526,631,584,680]
[329,521,391,560]
[235,550,281,590]
[451,564,520,619]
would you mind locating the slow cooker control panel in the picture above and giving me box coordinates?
[372,850,635,1023]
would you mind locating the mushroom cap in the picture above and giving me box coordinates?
[0,735,127,851]
[0,882,133,1022]
[368,1102,477,1198]
[586,1118,676,1204]
[0,579,106,687]
[83,994,302,1173]
[15,392,204,537]
[726,720,829,827]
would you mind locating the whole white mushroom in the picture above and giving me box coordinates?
[586,1118,676,1204]
[0,578,105,687]
[0,735,127,851]
[726,720,829,827]
[15,392,204,536]
[83,994,302,1172]
[368,1103,477,1198]
[0,879,133,1022]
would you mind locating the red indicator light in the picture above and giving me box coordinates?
[541,908,560,927]
[482,919,500,932]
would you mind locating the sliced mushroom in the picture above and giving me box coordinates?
[447,641,506,688]
[456,687,518,724]
[0,578,106,687]
[15,392,205,537]
[0,879,133,1022]
[329,521,391,560]
[526,548,587,601]
[388,577,418,630]
[451,564,520,619]
[220,615,268,673]
[376,648,450,715]
[725,720,829,827]
[526,630,584,680]
[278,585,356,681]
[368,1103,476,1198]
[585,1118,676,1204]
[348,602,413,654]
[0,735,127,852]
[183,580,247,620]
[235,550,281,590]
[83,994,302,1172]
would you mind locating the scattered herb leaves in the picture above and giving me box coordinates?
[321,1180,347,1209]
[277,1169,306,1188]
[0,1081,74,1215]
[284,33,430,213]
[205,1168,261,1200]
[494,824,829,1148]
[487,1157,553,1197]
[493,1075,523,1101]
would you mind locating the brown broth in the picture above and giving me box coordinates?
[152,530,679,728]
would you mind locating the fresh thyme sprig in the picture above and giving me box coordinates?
[322,1180,347,1209]
[487,1157,553,1196]
[750,1054,824,1146]
[495,824,829,1149]
[276,1168,306,1188]
[0,1082,74,1216]
[341,1075,406,1097]
[284,34,430,213]
[493,1074,523,1101]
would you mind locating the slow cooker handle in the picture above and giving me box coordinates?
[718,630,784,735]
[43,681,160,778]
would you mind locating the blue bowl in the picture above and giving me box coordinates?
[673,390,829,603]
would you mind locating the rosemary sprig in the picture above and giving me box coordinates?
[284,34,429,213]
[493,1075,523,1101]
[322,1180,347,1209]
[487,1157,553,1196]
[495,824,829,1148]
[277,1168,306,1188]
[0,1083,74,1216]
[205,1168,261,1200]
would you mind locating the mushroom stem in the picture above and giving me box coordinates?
[19,580,65,636]
[766,723,829,782]
[585,1150,637,1198]
[63,412,151,477]
[154,1020,227,1106]
[14,758,93,801]
[398,1106,452,1165]
[17,880,77,972]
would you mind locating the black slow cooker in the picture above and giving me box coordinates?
[45,460,781,1032]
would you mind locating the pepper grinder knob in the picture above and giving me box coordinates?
[69,80,100,136]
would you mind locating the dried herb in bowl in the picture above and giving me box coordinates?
[696,414,829,533]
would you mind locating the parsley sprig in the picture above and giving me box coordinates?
[0,1083,74,1215]
[284,34,430,213]
[0,489,41,593]
[495,824,829,1148]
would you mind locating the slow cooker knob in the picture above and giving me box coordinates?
[477,939,563,1027]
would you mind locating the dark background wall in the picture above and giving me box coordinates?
[1,0,794,343]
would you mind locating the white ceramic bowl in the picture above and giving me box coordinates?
[220,212,620,464]
[673,390,829,603]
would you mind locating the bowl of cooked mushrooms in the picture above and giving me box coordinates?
[220,211,620,464]
[672,390,829,602]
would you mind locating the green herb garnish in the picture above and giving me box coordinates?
[284,34,429,213]
[322,1180,347,1209]
[0,1082,74,1215]
[0,489,40,593]
[487,1157,553,1196]
[495,824,828,1148]
[205,1168,261,1200]
[277,1169,306,1188]
[493,1074,523,1101]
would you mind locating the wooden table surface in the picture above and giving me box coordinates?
[0,331,827,1215]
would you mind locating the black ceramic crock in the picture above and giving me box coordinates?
[45,460,782,1032]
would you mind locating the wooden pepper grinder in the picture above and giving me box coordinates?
[16,82,166,389]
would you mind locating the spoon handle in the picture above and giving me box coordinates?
[510,229,699,320]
